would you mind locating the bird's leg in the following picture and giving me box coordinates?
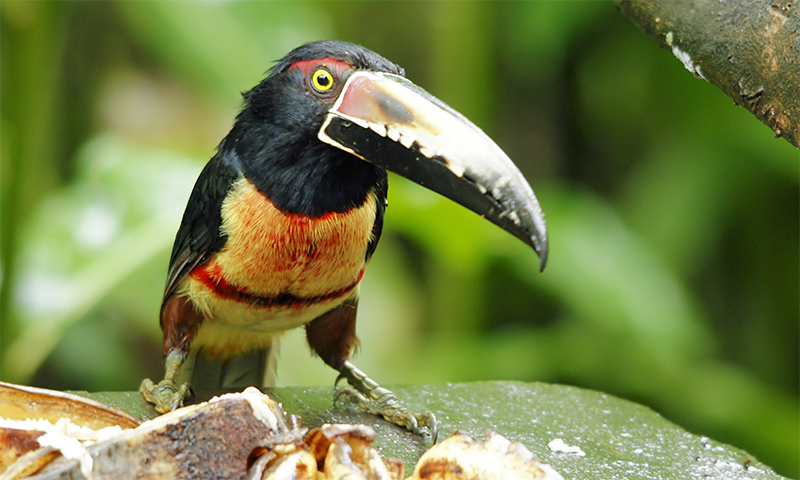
[305,300,437,441]
[140,348,192,414]
[335,360,438,443]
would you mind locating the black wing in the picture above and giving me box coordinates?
[162,147,242,306]
[365,172,388,263]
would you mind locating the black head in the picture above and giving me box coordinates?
[269,41,404,79]
[217,40,548,268]
[221,41,402,216]
[240,41,404,132]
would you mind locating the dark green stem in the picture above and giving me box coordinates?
[616,0,799,149]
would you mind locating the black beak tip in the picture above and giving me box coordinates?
[538,248,548,273]
[520,221,548,273]
[516,228,548,271]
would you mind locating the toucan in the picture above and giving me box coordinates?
[140,40,548,440]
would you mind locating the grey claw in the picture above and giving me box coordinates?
[333,362,438,442]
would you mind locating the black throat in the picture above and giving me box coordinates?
[216,46,393,218]
[220,116,387,218]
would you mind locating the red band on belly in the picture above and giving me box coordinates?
[190,264,363,309]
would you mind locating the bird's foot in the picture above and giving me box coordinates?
[334,360,437,443]
[139,377,191,414]
[140,348,191,414]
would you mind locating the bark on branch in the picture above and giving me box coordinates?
[616,0,799,149]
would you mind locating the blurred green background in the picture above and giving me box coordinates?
[1,1,797,476]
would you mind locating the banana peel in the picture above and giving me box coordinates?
[0,382,562,480]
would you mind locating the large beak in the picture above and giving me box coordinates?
[318,71,548,271]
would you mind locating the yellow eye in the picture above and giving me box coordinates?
[311,68,334,92]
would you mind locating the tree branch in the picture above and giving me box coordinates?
[615,0,799,149]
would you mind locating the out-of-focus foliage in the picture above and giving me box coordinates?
[1,1,797,476]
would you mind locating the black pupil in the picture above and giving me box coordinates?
[317,71,331,87]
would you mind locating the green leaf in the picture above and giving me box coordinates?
[82,382,790,480]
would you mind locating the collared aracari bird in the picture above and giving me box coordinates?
[140,40,548,439]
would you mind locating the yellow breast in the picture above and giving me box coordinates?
[181,177,376,326]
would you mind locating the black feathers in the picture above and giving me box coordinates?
[223,40,397,217]
[163,40,396,309]
[267,40,404,79]
[162,148,241,303]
